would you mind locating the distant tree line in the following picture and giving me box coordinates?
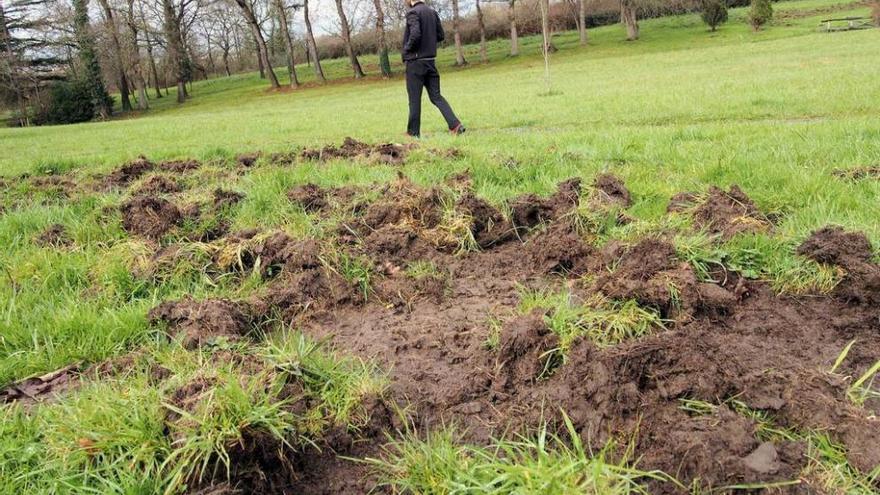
[1,0,776,126]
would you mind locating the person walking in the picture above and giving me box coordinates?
[402,0,466,138]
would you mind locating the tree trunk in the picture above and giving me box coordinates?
[204,32,216,76]
[303,0,325,81]
[140,9,163,99]
[273,0,300,87]
[235,0,280,88]
[96,0,132,111]
[72,0,112,118]
[621,0,639,40]
[451,0,466,65]
[222,48,231,76]
[124,0,148,109]
[372,0,391,77]
[333,0,364,78]
[508,0,519,56]
[0,2,29,126]
[160,0,189,103]
[255,37,265,78]
[578,0,587,45]
[475,0,487,63]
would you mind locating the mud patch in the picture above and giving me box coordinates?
[0,364,80,405]
[121,196,182,239]
[509,178,581,231]
[35,223,73,247]
[148,297,256,349]
[158,159,201,173]
[833,165,880,180]
[798,225,879,305]
[104,156,155,187]
[213,188,245,209]
[690,185,770,238]
[301,137,413,165]
[591,173,632,207]
[135,175,180,195]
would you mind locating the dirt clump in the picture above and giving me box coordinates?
[35,223,73,247]
[148,297,256,349]
[493,312,560,397]
[254,267,357,322]
[105,156,155,187]
[797,225,879,305]
[135,175,180,195]
[301,137,412,165]
[158,159,200,173]
[120,196,182,239]
[508,178,581,231]
[666,191,700,213]
[0,364,80,405]
[691,185,770,239]
[30,175,78,197]
[591,173,632,207]
[236,152,261,168]
[288,183,330,212]
[833,165,880,180]
[213,188,244,209]
[525,223,593,275]
[214,230,319,277]
[455,192,516,248]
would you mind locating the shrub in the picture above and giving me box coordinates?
[748,0,773,31]
[35,78,111,126]
[701,0,729,31]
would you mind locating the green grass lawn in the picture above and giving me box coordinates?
[1,1,879,492]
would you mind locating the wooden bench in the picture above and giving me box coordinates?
[819,17,874,31]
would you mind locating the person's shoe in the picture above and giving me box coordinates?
[450,124,466,136]
[405,132,420,139]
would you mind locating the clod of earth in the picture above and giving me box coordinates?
[591,172,632,207]
[0,364,80,405]
[104,156,155,187]
[300,137,413,164]
[35,223,73,247]
[135,175,181,195]
[832,165,880,180]
[691,185,771,239]
[798,225,880,305]
[158,159,201,173]
[148,297,256,349]
[120,196,182,239]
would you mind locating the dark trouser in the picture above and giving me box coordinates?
[406,58,460,137]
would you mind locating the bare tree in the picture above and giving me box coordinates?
[508,0,518,56]
[372,0,390,77]
[578,0,586,44]
[159,0,193,102]
[333,0,364,78]
[96,0,133,110]
[233,0,279,87]
[450,0,465,65]
[138,3,163,97]
[0,1,28,125]
[123,0,149,108]
[475,0,487,63]
[72,0,112,117]
[272,0,299,87]
[621,0,638,40]
[301,0,324,81]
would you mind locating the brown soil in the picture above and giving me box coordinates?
[35,223,73,247]
[798,225,880,305]
[236,152,261,168]
[591,172,632,207]
[213,188,245,209]
[0,364,81,406]
[159,159,201,173]
[300,137,413,165]
[105,156,155,187]
[833,165,880,180]
[135,175,181,195]
[121,196,182,239]
[128,172,880,493]
[148,297,257,349]
[691,185,771,239]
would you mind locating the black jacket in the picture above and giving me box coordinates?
[402,2,444,61]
